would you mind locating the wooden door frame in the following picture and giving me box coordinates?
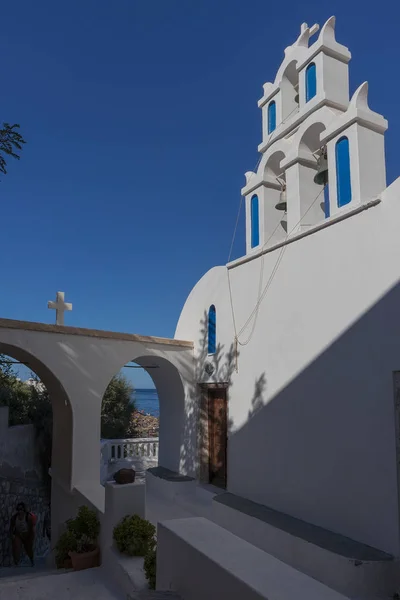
[198,383,229,486]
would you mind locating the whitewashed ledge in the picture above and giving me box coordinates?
[100,438,159,486]
[157,517,351,600]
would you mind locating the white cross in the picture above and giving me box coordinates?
[48,291,73,326]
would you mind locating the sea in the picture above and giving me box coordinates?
[133,388,160,417]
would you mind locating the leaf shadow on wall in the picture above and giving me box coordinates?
[177,310,268,480]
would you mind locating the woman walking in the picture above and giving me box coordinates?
[10,502,35,567]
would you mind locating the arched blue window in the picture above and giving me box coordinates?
[250,195,259,248]
[305,63,317,103]
[335,136,352,207]
[208,305,216,355]
[323,185,330,218]
[267,101,276,134]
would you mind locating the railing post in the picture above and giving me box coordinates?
[101,437,160,466]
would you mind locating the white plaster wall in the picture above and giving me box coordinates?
[356,125,387,202]
[175,177,400,556]
[101,481,145,551]
[321,53,349,109]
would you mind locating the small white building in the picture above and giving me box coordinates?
[175,16,399,561]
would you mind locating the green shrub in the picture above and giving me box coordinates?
[67,506,100,542]
[55,505,100,567]
[113,515,156,557]
[55,530,78,568]
[144,547,157,590]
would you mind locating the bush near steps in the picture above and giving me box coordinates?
[113,514,157,589]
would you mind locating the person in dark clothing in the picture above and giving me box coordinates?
[10,502,35,566]
[43,507,51,542]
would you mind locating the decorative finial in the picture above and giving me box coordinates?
[349,81,369,110]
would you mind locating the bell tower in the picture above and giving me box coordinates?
[320,82,387,216]
[241,16,388,256]
[296,17,351,113]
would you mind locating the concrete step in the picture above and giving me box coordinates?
[0,567,125,600]
[129,593,182,599]
[0,567,70,584]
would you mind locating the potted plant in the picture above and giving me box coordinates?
[55,506,100,571]
[68,505,100,571]
[113,514,155,557]
[55,530,77,569]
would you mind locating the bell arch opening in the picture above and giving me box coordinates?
[264,150,287,238]
[280,60,300,121]
[298,122,328,228]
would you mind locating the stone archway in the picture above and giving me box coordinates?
[100,353,195,477]
[0,342,73,563]
[133,355,190,474]
[0,319,195,550]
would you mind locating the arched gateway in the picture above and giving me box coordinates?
[0,318,194,544]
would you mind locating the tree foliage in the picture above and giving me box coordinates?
[0,123,26,175]
[101,374,136,439]
[0,356,52,488]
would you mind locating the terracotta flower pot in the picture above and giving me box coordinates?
[113,468,136,484]
[69,546,100,571]
[63,558,73,569]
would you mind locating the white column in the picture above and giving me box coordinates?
[285,163,302,235]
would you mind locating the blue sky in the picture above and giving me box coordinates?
[1,0,398,388]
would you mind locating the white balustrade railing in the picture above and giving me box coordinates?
[101,438,159,464]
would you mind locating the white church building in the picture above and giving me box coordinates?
[1,16,399,600]
[174,14,400,595]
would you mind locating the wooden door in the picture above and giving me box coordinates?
[208,388,227,488]
[393,372,400,536]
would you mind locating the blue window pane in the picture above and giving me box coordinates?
[305,63,317,102]
[208,305,216,355]
[336,137,352,207]
[268,101,276,134]
[324,185,330,218]
[251,195,259,248]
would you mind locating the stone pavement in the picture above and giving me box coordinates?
[0,566,182,600]
[0,556,48,580]
[0,568,125,600]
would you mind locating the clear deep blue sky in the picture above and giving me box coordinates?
[1,0,399,387]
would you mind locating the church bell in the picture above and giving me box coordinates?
[314,151,329,186]
[275,185,287,211]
